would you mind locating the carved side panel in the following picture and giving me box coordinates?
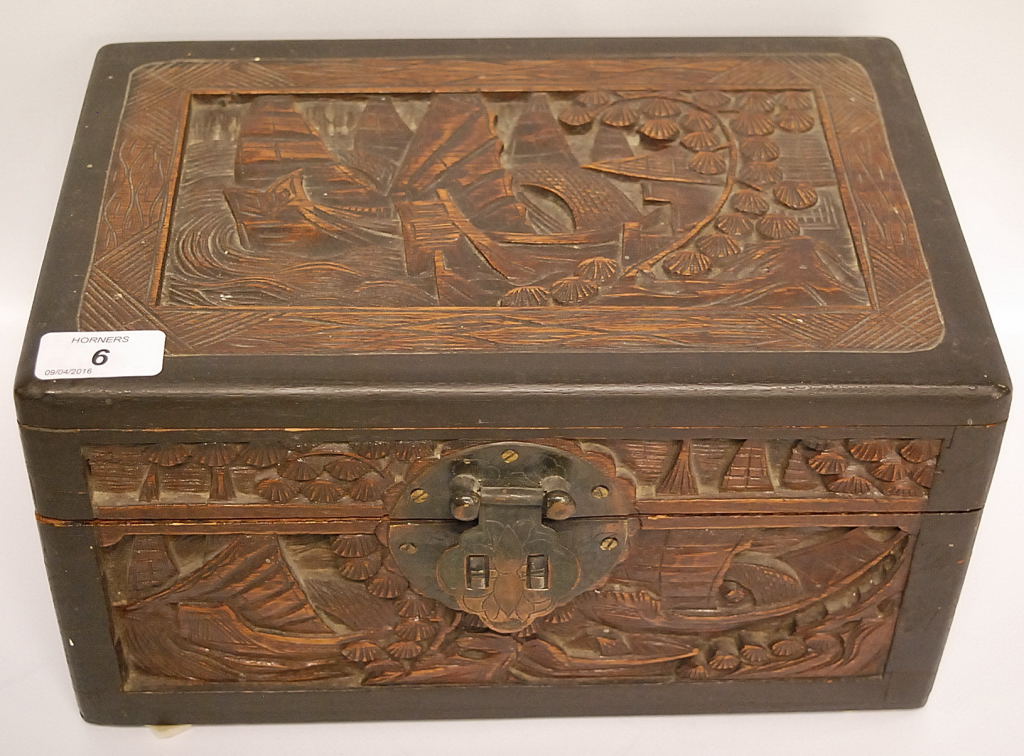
[99,521,917,689]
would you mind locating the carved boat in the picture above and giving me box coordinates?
[224,96,397,255]
[218,92,729,298]
[224,170,398,253]
[116,535,355,681]
[576,527,909,634]
[388,92,634,288]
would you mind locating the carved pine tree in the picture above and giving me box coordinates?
[657,441,699,495]
[140,443,192,502]
[139,463,160,502]
[192,443,239,502]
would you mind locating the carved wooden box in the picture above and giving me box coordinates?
[16,38,1009,724]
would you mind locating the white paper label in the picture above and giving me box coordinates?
[34,330,166,380]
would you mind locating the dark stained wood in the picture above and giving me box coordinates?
[74,437,937,689]
[17,37,1008,725]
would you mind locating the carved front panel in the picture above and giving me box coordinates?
[80,55,942,352]
[85,438,941,519]
[100,521,916,689]
[85,437,935,690]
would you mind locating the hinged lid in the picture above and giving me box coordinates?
[15,38,1009,430]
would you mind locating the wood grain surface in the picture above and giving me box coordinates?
[82,437,936,689]
[78,54,943,354]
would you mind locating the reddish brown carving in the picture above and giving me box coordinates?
[165,88,866,310]
[79,55,942,353]
[101,521,916,689]
[84,438,941,519]
[87,437,934,689]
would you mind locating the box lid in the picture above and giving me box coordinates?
[15,38,1009,431]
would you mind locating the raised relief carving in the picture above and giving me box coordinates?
[101,523,915,689]
[80,55,943,353]
[87,437,934,689]
[85,438,940,515]
[161,89,865,310]
[604,438,940,500]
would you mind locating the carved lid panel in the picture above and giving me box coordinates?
[80,52,942,354]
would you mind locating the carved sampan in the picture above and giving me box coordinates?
[18,38,1008,725]
[388,443,637,632]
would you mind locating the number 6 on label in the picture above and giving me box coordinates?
[34,331,165,380]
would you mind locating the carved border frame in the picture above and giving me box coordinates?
[79,54,943,354]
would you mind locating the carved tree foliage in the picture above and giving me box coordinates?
[85,437,934,689]
[85,438,940,512]
[79,55,943,353]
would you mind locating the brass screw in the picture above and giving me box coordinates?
[592,485,610,499]
[600,536,619,551]
[399,542,417,554]
[501,449,519,463]
[410,488,430,503]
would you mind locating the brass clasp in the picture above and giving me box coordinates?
[388,443,635,633]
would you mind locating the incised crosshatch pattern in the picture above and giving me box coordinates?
[80,55,943,353]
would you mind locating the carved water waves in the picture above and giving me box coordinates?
[162,90,867,309]
[88,438,934,690]
[80,55,944,352]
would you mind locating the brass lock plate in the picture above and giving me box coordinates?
[388,443,636,632]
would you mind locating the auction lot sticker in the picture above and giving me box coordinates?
[35,331,166,380]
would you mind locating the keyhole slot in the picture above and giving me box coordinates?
[466,555,489,589]
[526,554,550,590]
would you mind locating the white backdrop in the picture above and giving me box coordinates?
[1,2,1022,754]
